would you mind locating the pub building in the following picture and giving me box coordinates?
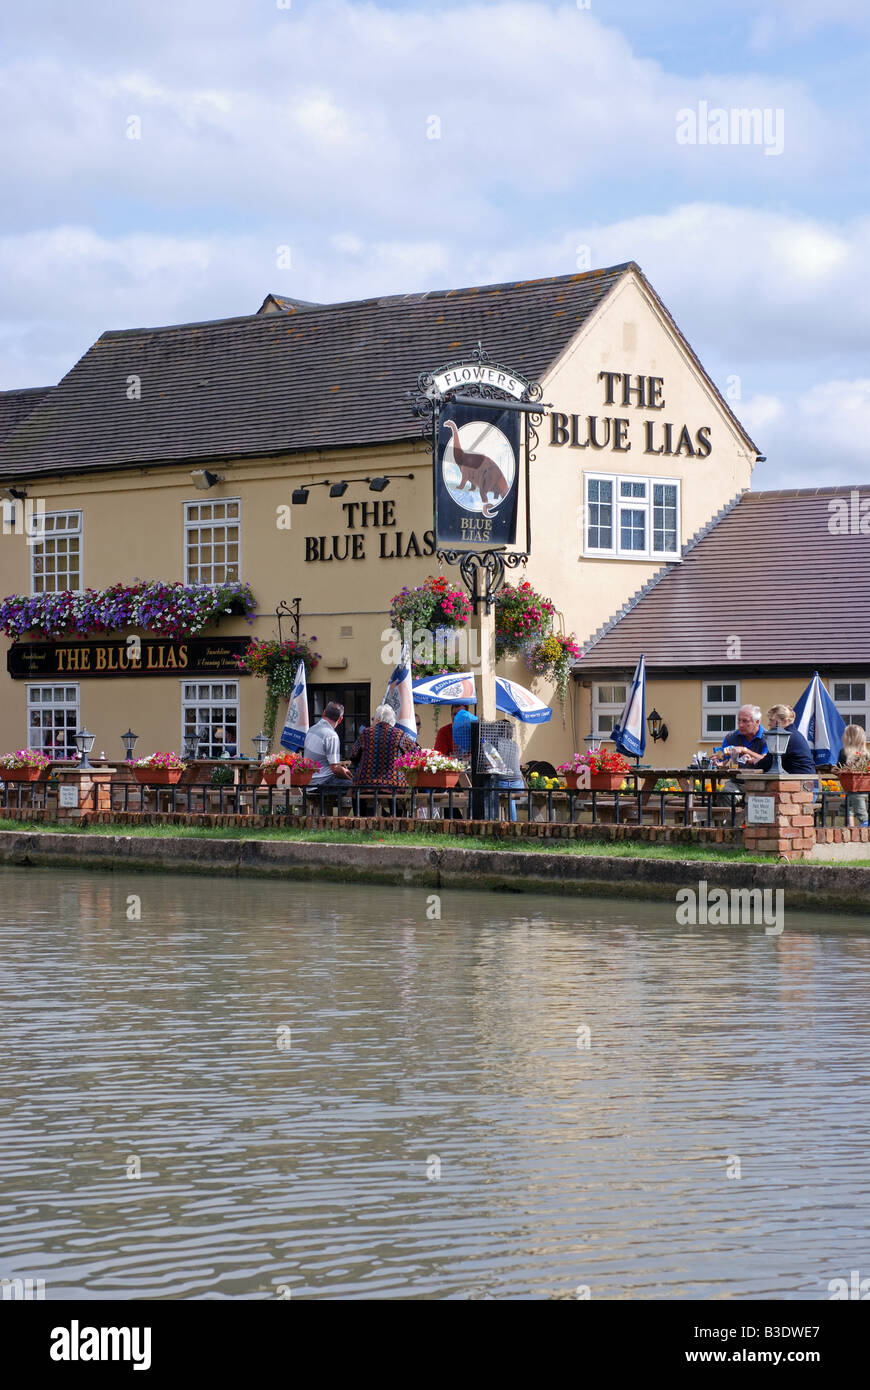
[0,263,767,769]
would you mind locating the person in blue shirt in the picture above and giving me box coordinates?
[742,704,818,778]
[711,704,768,766]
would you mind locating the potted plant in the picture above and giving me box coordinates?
[209,764,235,787]
[260,751,318,787]
[132,752,186,785]
[0,749,52,782]
[838,754,870,793]
[395,748,464,789]
[558,748,632,791]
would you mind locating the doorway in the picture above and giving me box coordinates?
[308,683,371,757]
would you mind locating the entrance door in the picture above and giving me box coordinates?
[309,683,370,758]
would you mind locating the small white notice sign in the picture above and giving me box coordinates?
[59,784,79,809]
[746,794,775,824]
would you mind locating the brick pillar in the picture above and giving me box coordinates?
[740,773,816,859]
[53,769,116,821]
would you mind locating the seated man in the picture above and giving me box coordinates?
[710,703,768,806]
[711,703,768,767]
[303,701,353,801]
[742,704,818,782]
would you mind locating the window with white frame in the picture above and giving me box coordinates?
[27,685,79,757]
[184,499,240,584]
[584,474,680,560]
[591,682,628,737]
[182,681,239,757]
[30,511,82,594]
[702,681,741,740]
[830,678,869,732]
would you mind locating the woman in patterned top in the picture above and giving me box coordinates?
[349,704,415,789]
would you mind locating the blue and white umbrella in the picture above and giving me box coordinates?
[494,676,552,724]
[611,654,646,758]
[792,672,846,765]
[280,661,309,752]
[412,673,552,725]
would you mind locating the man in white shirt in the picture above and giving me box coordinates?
[304,701,354,793]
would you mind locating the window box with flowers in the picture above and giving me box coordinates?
[838,756,870,793]
[557,748,633,791]
[259,751,319,787]
[0,580,256,642]
[395,748,465,789]
[132,752,187,785]
[0,749,53,782]
[234,638,321,747]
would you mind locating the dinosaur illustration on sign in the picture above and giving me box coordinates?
[441,419,511,518]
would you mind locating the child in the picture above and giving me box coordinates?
[838,724,869,827]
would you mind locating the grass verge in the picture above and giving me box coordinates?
[1,818,863,866]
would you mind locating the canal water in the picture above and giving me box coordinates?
[1,864,869,1301]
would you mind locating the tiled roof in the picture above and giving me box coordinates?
[575,487,870,671]
[256,293,323,314]
[0,386,53,449]
[0,263,759,481]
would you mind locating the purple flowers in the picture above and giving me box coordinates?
[0,581,256,640]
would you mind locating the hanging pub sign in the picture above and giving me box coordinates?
[6,636,251,680]
[435,400,521,548]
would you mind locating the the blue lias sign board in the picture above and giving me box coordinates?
[434,401,521,549]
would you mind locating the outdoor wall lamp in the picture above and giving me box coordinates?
[329,481,349,498]
[190,469,223,490]
[327,474,416,498]
[74,727,96,769]
[291,481,332,505]
[765,725,790,775]
[252,731,270,759]
[121,728,139,761]
[647,709,669,743]
[1,486,28,501]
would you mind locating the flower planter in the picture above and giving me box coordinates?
[838,772,870,793]
[590,773,627,791]
[261,768,314,787]
[132,768,184,786]
[0,766,47,782]
[403,770,460,790]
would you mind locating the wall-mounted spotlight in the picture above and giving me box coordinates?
[368,477,389,492]
[328,481,348,498]
[190,469,223,491]
[291,481,332,505]
[1,486,28,501]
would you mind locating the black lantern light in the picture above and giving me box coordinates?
[74,727,96,769]
[647,709,669,743]
[584,733,603,753]
[252,731,270,760]
[765,725,790,775]
[121,729,139,762]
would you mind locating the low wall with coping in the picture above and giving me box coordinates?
[1,827,868,914]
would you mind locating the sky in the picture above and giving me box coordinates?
[1,0,868,488]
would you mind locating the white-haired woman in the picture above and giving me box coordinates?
[349,703,415,791]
